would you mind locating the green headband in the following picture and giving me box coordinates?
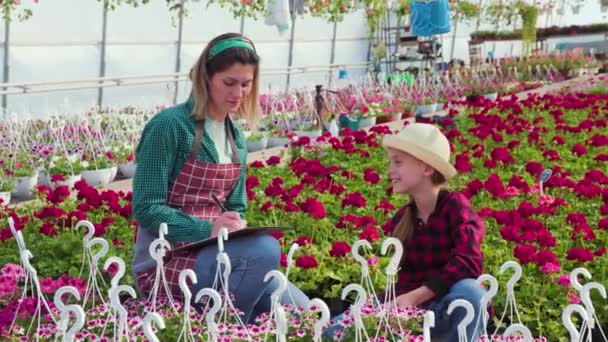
[208,37,255,60]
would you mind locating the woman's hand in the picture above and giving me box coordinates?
[211,212,246,237]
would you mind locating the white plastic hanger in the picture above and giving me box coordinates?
[147,238,175,312]
[82,237,109,311]
[447,299,475,342]
[308,298,330,342]
[263,270,288,342]
[352,240,380,306]
[377,237,404,340]
[423,310,435,342]
[194,288,223,342]
[109,285,137,341]
[493,261,523,336]
[562,304,589,342]
[103,256,126,289]
[60,304,85,342]
[341,284,369,342]
[476,274,499,340]
[283,243,300,307]
[75,220,96,279]
[54,286,81,336]
[143,312,166,342]
[580,282,607,341]
[177,269,197,342]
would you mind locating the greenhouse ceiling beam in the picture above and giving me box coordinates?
[97,6,109,108]
[3,37,369,47]
[2,18,10,110]
[173,0,185,105]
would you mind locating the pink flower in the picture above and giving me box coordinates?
[294,236,312,247]
[363,168,381,184]
[556,274,570,287]
[540,263,560,274]
[367,256,380,266]
[569,294,581,304]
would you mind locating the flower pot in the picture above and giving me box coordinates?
[338,115,361,131]
[358,117,377,129]
[118,162,137,178]
[267,137,291,148]
[11,172,39,200]
[247,137,268,152]
[109,166,118,183]
[401,110,413,119]
[0,191,11,205]
[294,130,322,139]
[39,171,81,189]
[414,104,438,117]
[375,115,393,124]
[82,167,117,187]
[322,120,339,136]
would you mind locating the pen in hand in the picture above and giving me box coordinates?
[211,192,228,212]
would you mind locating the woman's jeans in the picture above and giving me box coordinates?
[325,279,486,341]
[190,234,310,324]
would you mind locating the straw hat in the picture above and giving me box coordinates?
[382,123,457,180]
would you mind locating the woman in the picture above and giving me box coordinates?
[381,122,486,341]
[131,32,309,324]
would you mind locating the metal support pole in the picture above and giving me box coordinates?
[173,1,185,105]
[97,7,108,108]
[285,5,297,92]
[450,19,459,60]
[2,18,10,111]
[239,15,245,34]
[327,21,338,87]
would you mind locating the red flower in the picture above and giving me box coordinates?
[246,176,260,189]
[513,244,537,264]
[525,161,543,177]
[359,226,380,242]
[571,144,587,156]
[329,241,351,257]
[595,153,608,162]
[50,174,65,182]
[283,202,300,212]
[294,236,312,246]
[588,134,608,147]
[594,247,607,257]
[342,192,367,209]
[542,149,562,161]
[551,136,565,145]
[39,222,58,237]
[112,238,125,246]
[266,156,281,166]
[490,147,514,165]
[483,173,506,198]
[598,218,608,230]
[295,255,318,269]
[566,247,594,262]
[250,160,264,168]
[46,185,71,204]
[260,201,273,212]
[483,159,497,169]
[363,168,381,184]
[533,249,559,268]
[499,225,520,243]
[454,153,473,173]
[375,200,395,215]
[299,198,326,219]
[280,253,288,267]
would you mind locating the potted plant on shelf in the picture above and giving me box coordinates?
[113,145,137,179]
[81,150,118,187]
[0,165,15,205]
[246,131,269,152]
[9,155,39,200]
[40,152,85,189]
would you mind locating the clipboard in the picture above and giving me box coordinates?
[171,226,293,253]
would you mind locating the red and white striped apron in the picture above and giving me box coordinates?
[135,119,242,299]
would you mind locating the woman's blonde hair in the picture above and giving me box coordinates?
[190,32,260,129]
[392,171,446,264]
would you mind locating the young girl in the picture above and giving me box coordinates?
[382,122,486,341]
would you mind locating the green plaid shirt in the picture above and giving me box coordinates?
[132,97,247,244]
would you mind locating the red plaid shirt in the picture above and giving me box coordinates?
[386,190,485,297]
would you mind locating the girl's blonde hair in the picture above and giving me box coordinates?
[392,171,446,264]
[189,32,260,129]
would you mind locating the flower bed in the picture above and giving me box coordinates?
[1,78,608,340]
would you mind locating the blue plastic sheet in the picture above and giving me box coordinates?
[410,0,451,36]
